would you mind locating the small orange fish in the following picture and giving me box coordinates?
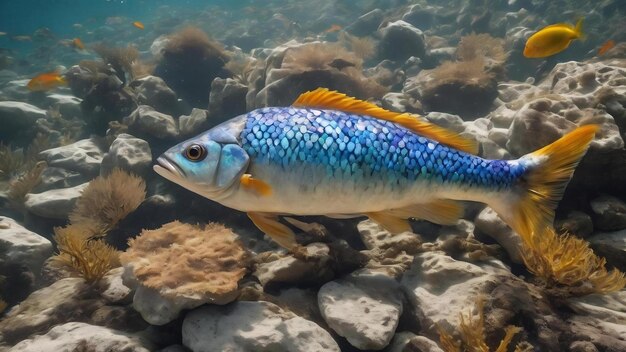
[27,72,66,92]
[72,38,85,50]
[133,21,145,30]
[324,24,342,33]
[598,40,615,56]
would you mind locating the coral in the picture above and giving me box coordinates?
[120,221,248,300]
[282,42,362,71]
[430,58,493,85]
[92,44,140,84]
[456,34,508,64]
[417,58,497,118]
[437,297,524,352]
[521,228,626,296]
[339,32,376,60]
[49,224,120,284]
[154,27,230,107]
[249,41,387,108]
[69,168,146,236]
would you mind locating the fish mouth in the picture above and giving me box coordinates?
[153,156,186,182]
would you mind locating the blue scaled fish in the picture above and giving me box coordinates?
[154,88,598,250]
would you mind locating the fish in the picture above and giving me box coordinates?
[27,71,66,91]
[11,35,32,42]
[72,38,85,50]
[598,39,615,56]
[154,88,598,251]
[524,18,584,58]
[132,21,145,30]
[324,24,342,33]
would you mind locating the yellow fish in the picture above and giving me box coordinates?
[27,71,66,92]
[133,21,145,30]
[524,18,584,58]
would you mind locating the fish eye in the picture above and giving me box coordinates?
[184,144,206,161]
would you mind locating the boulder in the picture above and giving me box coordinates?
[474,207,523,263]
[124,105,179,141]
[45,94,82,119]
[208,78,248,124]
[179,108,210,137]
[24,183,88,219]
[0,278,102,345]
[9,322,153,352]
[130,75,178,116]
[182,301,340,352]
[34,167,88,192]
[378,20,426,61]
[555,211,594,238]
[0,216,52,278]
[100,134,152,176]
[590,195,626,231]
[345,9,384,36]
[318,270,403,350]
[39,138,106,177]
[0,101,46,146]
[254,243,333,286]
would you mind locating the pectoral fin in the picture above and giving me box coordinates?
[387,200,464,225]
[240,174,272,196]
[366,212,412,233]
[247,212,297,250]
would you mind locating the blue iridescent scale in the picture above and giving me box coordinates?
[240,107,525,190]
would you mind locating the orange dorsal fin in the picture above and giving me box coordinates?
[293,88,478,154]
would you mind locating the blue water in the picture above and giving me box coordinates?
[0,0,249,46]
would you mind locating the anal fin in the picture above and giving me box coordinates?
[387,200,464,225]
[366,212,412,233]
[248,212,297,250]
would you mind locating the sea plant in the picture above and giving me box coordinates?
[0,143,24,180]
[437,297,526,352]
[521,227,626,295]
[69,168,146,236]
[93,44,140,84]
[49,224,120,284]
[7,161,47,211]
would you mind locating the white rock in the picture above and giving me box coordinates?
[179,108,209,137]
[568,291,626,325]
[385,332,444,352]
[0,100,47,122]
[357,219,420,251]
[40,138,105,176]
[45,94,82,118]
[182,301,340,352]
[590,195,626,231]
[124,105,179,140]
[254,243,332,286]
[587,229,626,251]
[101,134,152,176]
[24,183,88,219]
[318,270,403,350]
[400,251,510,335]
[0,278,88,344]
[0,216,52,277]
[128,285,218,326]
[474,207,523,263]
[9,322,152,352]
[131,75,177,115]
[100,267,133,304]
